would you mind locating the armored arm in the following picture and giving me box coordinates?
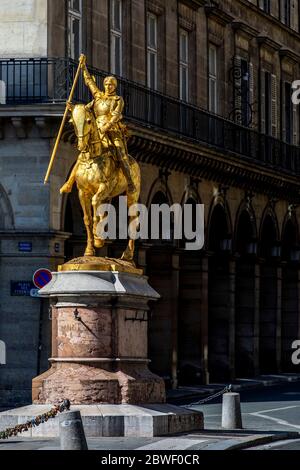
[81,58,102,98]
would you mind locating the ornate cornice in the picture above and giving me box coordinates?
[205,5,234,26]
[257,36,282,52]
[232,21,259,39]
[128,128,300,203]
[279,48,300,64]
[181,0,206,10]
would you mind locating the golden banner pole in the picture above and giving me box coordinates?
[44,55,84,184]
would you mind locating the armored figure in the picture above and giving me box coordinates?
[60,55,135,194]
[82,56,135,192]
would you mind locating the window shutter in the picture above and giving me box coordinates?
[271,74,277,138]
[282,81,286,141]
[234,56,242,122]
[293,103,298,145]
[260,70,266,133]
[291,0,297,30]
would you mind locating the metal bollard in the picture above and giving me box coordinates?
[221,392,243,429]
[59,410,88,450]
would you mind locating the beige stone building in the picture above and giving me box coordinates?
[0,0,300,406]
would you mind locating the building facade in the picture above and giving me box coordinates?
[1,0,300,406]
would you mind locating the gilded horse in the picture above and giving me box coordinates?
[60,103,141,261]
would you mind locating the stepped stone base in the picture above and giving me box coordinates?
[0,404,204,438]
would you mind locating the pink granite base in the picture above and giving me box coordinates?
[33,363,165,405]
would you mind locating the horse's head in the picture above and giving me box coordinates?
[67,103,94,153]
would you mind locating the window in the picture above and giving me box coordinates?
[179,29,189,102]
[261,70,277,137]
[110,0,122,76]
[281,0,291,26]
[258,0,271,13]
[208,44,218,113]
[68,0,82,60]
[147,13,158,90]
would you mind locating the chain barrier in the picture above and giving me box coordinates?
[184,384,232,408]
[0,399,71,439]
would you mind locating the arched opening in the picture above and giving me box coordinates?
[147,191,175,386]
[259,214,278,373]
[178,198,203,385]
[208,204,232,382]
[281,219,299,371]
[64,186,86,260]
[235,210,256,377]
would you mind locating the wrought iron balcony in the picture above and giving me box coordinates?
[0,57,300,175]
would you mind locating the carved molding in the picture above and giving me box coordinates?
[232,21,259,40]
[128,134,300,203]
[257,36,282,52]
[146,0,164,16]
[205,5,234,26]
[11,117,26,139]
[179,16,195,32]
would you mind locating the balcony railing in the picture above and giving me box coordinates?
[0,57,300,175]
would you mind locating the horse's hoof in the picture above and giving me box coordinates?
[84,249,95,256]
[60,183,73,194]
[94,238,105,248]
[121,253,133,262]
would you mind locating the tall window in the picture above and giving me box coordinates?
[261,70,277,137]
[179,29,189,102]
[281,0,291,26]
[209,44,218,113]
[258,0,271,13]
[147,13,158,90]
[110,0,122,76]
[68,0,82,60]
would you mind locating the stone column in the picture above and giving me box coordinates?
[228,257,236,380]
[253,261,261,376]
[201,255,209,384]
[298,269,300,342]
[171,252,180,390]
[32,270,166,405]
[276,264,283,372]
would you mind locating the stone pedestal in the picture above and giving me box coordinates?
[0,267,204,437]
[32,270,165,405]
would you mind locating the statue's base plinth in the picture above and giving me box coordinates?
[0,404,204,437]
[58,256,143,275]
[33,269,165,405]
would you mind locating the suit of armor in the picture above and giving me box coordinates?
[82,66,135,192]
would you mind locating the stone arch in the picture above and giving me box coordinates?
[234,199,257,254]
[146,176,173,208]
[0,340,6,365]
[281,211,300,371]
[207,201,233,381]
[259,205,280,373]
[0,183,14,229]
[259,205,280,256]
[207,200,232,253]
[234,203,258,378]
[177,189,203,385]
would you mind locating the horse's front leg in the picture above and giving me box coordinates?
[121,190,140,262]
[60,160,80,194]
[92,182,112,249]
[78,189,95,256]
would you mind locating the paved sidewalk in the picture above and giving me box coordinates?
[167,373,300,403]
[0,430,299,451]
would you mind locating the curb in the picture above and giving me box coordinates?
[204,432,300,450]
[167,375,300,403]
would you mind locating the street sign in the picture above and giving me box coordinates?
[18,242,32,252]
[10,281,35,296]
[33,268,52,289]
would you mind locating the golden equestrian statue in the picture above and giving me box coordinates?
[44,54,141,270]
